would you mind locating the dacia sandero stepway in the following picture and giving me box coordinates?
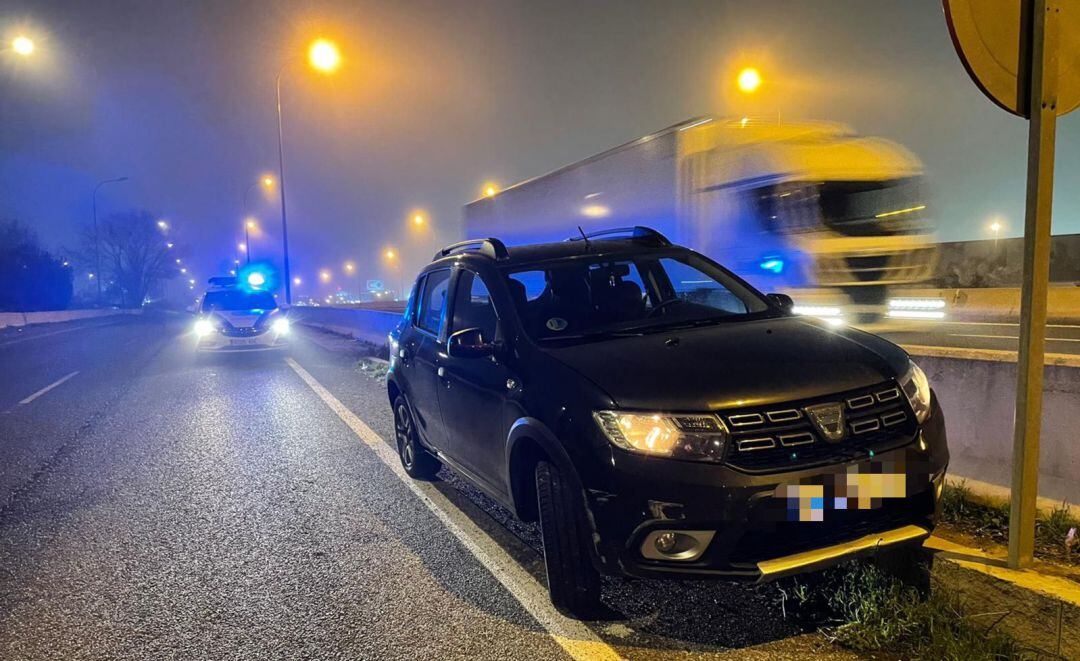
[386,227,947,618]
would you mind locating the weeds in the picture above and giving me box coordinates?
[941,481,1079,565]
[779,560,1021,660]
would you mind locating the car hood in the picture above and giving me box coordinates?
[210,309,273,329]
[542,316,909,411]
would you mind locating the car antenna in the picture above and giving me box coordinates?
[577,226,590,251]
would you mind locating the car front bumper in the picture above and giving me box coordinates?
[195,329,288,351]
[583,395,948,582]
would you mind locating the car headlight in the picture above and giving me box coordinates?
[899,360,932,424]
[272,317,290,334]
[194,318,215,337]
[592,411,728,462]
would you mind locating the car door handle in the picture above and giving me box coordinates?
[437,366,446,378]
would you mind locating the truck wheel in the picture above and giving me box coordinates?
[393,396,441,480]
[535,460,602,618]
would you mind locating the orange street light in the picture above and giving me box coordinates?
[319,269,331,282]
[261,175,275,189]
[308,39,341,73]
[737,67,761,94]
[482,182,499,198]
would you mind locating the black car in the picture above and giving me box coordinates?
[386,227,947,618]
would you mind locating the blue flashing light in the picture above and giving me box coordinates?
[247,271,266,288]
[236,262,278,294]
[759,257,785,274]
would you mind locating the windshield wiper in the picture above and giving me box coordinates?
[538,328,647,342]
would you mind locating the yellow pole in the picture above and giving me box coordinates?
[1008,0,1059,569]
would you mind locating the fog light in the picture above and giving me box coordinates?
[640,530,716,561]
[655,532,677,553]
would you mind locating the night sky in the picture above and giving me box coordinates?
[2,0,1078,295]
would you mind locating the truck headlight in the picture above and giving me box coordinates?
[593,411,728,462]
[899,361,932,424]
[272,317,290,334]
[194,319,215,337]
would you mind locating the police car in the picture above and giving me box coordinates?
[193,275,290,350]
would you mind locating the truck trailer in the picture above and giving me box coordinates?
[463,117,936,322]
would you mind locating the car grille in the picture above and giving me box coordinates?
[220,326,268,338]
[722,382,916,473]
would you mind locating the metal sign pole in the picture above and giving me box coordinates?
[1008,0,1059,570]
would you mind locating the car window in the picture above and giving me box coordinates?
[503,252,769,342]
[659,258,748,314]
[450,270,498,343]
[202,289,277,312]
[416,269,451,334]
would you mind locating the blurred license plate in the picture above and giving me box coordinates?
[230,338,257,346]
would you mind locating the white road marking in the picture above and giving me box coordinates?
[19,371,79,405]
[284,357,622,661]
[0,323,113,348]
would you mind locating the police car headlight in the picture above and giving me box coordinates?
[899,361,932,424]
[593,411,727,461]
[272,317,290,334]
[194,319,215,337]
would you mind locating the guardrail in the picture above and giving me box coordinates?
[0,308,143,329]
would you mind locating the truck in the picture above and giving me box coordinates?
[463,117,936,322]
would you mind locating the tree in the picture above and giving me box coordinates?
[0,219,73,311]
[79,210,177,308]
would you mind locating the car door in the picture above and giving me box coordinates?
[436,268,516,495]
[406,268,452,453]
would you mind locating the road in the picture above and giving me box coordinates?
[874,319,1080,356]
[0,316,852,660]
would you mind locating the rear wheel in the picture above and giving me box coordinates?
[535,460,602,618]
[393,396,440,480]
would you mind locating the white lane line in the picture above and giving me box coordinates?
[0,321,124,348]
[19,371,79,405]
[284,357,621,661]
[949,333,1080,342]
[930,320,1080,329]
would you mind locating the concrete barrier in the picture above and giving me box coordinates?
[288,306,402,347]
[913,352,1079,507]
[0,308,142,329]
[297,305,1079,506]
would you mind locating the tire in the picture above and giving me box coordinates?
[874,542,932,594]
[535,460,602,618]
[393,396,441,480]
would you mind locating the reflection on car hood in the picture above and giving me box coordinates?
[543,316,909,411]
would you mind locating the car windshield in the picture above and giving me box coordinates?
[504,251,772,342]
[202,289,277,312]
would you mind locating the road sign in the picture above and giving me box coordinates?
[944,0,1079,118]
[943,0,1077,570]
[366,279,384,291]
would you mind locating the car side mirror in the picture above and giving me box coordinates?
[448,327,496,359]
[767,293,794,312]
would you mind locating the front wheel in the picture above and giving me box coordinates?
[393,396,441,480]
[535,460,602,618]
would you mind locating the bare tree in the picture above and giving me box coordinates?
[79,210,178,308]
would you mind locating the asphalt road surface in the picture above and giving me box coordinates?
[873,319,1080,356]
[0,315,854,660]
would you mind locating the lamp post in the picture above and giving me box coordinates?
[244,218,257,264]
[275,39,342,307]
[91,176,129,303]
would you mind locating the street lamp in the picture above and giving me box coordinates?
[275,39,344,307]
[482,182,498,198]
[11,36,35,57]
[92,176,129,303]
[737,67,762,94]
[319,269,331,283]
[156,219,169,231]
[412,212,426,227]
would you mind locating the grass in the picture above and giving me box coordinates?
[940,481,1079,566]
[779,560,1023,660]
[357,357,390,381]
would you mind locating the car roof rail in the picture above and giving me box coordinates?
[433,237,510,261]
[565,226,672,246]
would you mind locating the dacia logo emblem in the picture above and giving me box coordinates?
[805,402,846,442]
